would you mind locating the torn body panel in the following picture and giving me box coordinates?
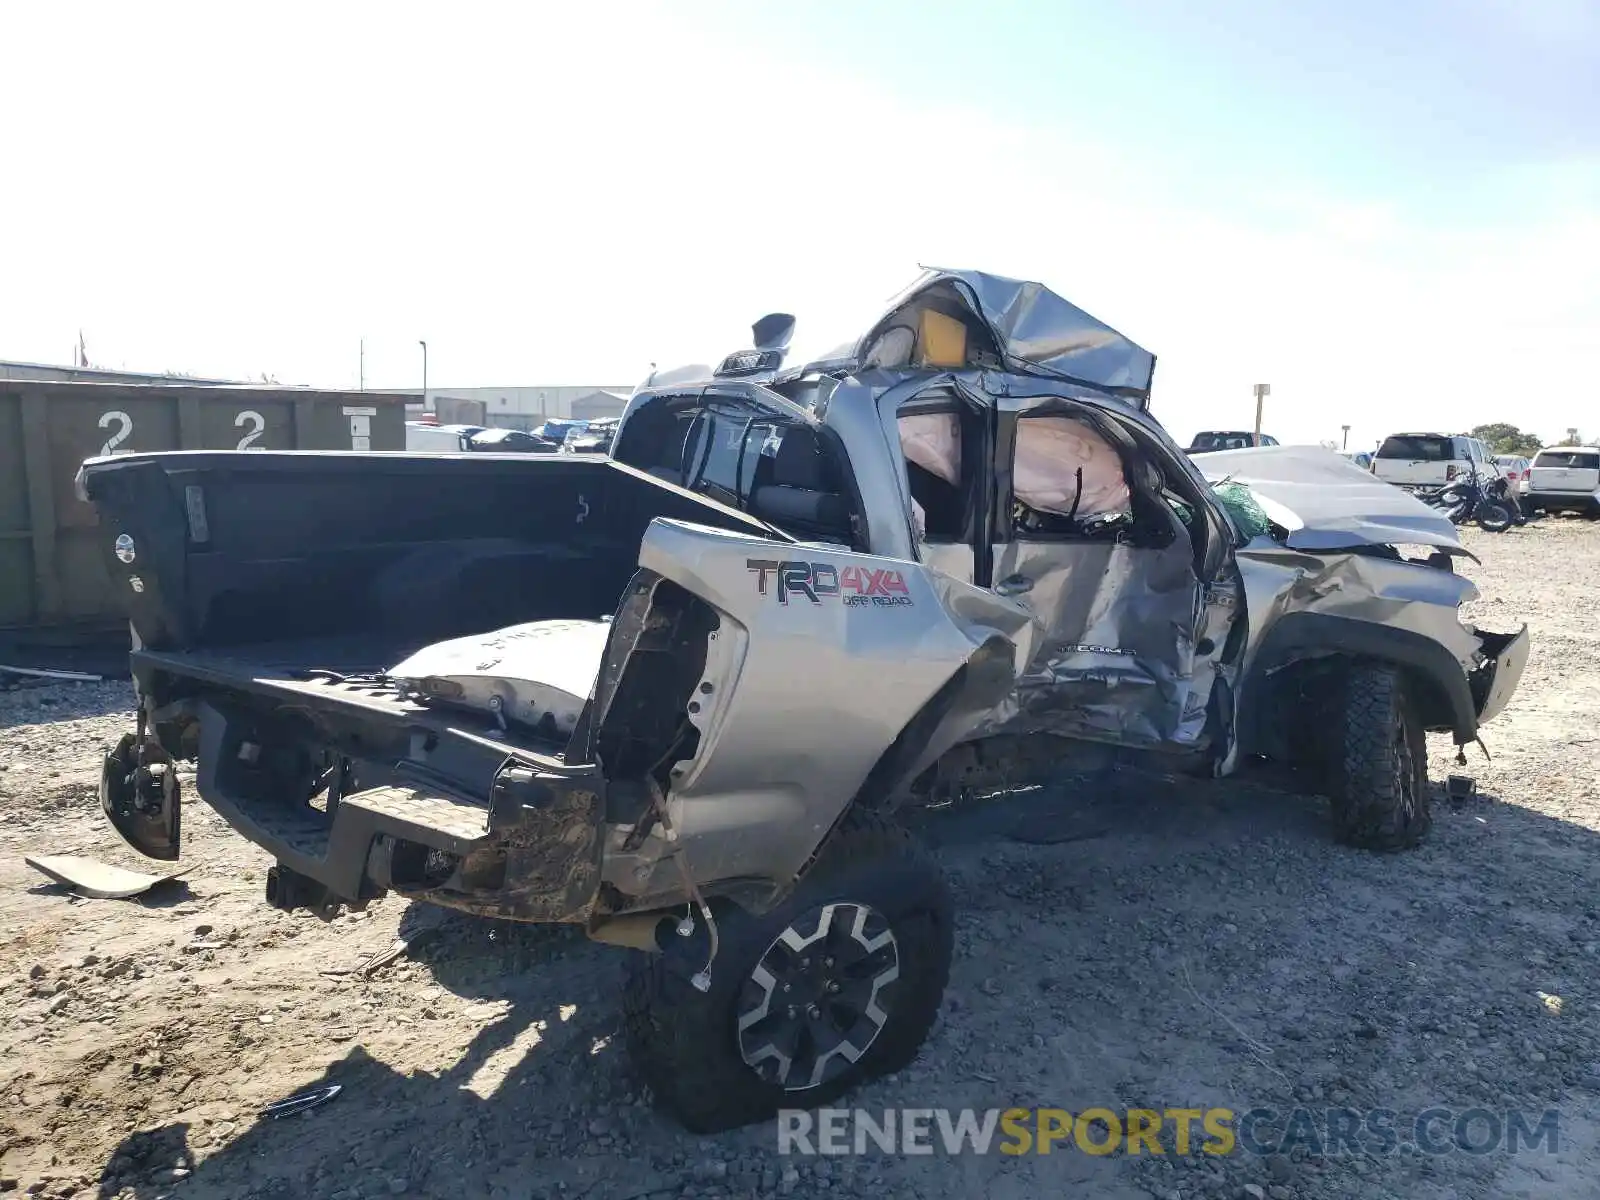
[1231,545,1519,751]
[597,517,1031,910]
[387,618,611,740]
[838,370,1245,760]
[114,661,609,923]
[983,539,1220,748]
[1192,445,1476,556]
[853,268,1156,402]
[1236,546,1483,672]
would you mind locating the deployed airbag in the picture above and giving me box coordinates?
[899,412,961,543]
[387,618,611,738]
[898,412,961,485]
[1014,417,1130,518]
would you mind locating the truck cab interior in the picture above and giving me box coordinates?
[611,392,860,547]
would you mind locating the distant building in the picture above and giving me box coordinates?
[414,385,635,430]
[0,359,232,385]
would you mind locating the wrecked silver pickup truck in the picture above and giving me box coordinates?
[80,268,1527,1133]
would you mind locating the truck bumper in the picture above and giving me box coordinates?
[105,656,607,922]
[1469,624,1530,727]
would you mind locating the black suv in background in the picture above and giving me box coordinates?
[1189,430,1279,452]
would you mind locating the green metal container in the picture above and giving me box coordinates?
[0,382,409,633]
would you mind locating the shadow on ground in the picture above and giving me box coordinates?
[92,764,1600,1200]
[96,1001,646,1200]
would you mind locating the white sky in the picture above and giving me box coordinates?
[1,0,1595,450]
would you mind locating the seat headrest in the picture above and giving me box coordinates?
[771,430,831,490]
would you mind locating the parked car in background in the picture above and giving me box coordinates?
[1340,449,1375,471]
[404,422,484,452]
[467,427,561,453]
[1373,433,1501,494]
[530,418,591,445]
[1526,446,1600,516]
[1189,431,1279,452]
[563,416,620,454]
[1493,455,1532,494]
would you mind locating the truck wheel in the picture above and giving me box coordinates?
[620,814,953,1134]
[1330,664,1431,851]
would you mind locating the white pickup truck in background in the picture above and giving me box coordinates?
[1372,433,1502,493]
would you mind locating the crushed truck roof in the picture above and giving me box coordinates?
[646,267,1156,405]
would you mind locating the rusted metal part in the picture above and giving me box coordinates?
[397,770,606,923]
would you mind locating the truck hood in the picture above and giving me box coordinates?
[1191,445,1474,557]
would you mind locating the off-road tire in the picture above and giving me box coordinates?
[1330,663,1431,851]
[620,812,953,1133]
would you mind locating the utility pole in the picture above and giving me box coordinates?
[419,340,428,412]
[1341,424,1350,450]
[359,338,365,391]
[1253,383,1270,446]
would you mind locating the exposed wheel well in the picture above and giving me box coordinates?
[1248,653,1458,767]
[1237,611,1478,760]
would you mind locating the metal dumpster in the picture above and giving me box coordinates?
[0,383,408,637]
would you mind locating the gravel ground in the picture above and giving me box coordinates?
[2,518,1599,1200]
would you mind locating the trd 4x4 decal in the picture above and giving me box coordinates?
[746,559,914,607]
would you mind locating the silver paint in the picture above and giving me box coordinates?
[387,619,611,739]
[601,516,1030,897]
[419,268,1517,912]
[1190,444,1475,555]
[849,268,1156,402]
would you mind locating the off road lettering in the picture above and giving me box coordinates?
[746,559,913,607]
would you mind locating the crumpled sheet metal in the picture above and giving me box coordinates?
[981,536,1206,748]
[1236,544,1484,672]
[890,568,1047,787]
[862,268,1156,399]
[388,619,611,736]
[1192,444,1475,558]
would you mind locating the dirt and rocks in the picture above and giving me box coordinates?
[3,518,1600,1200]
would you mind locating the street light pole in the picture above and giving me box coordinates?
[1253,383,1270,446]
[1341,424,1350,450]
[419,340,428,412]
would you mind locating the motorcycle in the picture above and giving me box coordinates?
[1418,475,1520,533]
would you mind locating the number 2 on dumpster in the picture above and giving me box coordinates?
[98,411,133,456]
[235,410,266,450]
